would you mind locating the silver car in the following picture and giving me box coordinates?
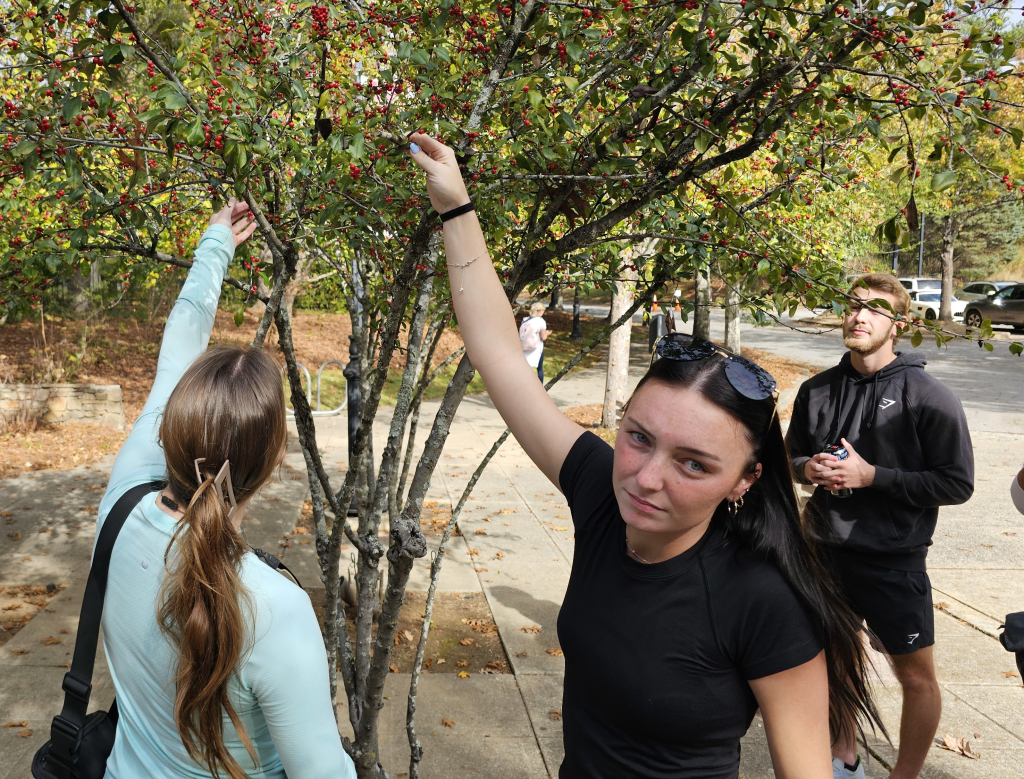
[963,284,1024,331]
[955,280,1017,301]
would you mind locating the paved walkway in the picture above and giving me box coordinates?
[1,322,1022,778]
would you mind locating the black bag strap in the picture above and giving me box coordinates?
[45,480,163,779]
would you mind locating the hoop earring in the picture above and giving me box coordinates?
[728,495,745,516]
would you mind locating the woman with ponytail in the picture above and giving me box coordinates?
[407,132,886,778]
[96,199,355,778]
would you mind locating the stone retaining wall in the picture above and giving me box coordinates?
[0,383,125,430]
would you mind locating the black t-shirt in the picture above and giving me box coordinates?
[557,432,822,779]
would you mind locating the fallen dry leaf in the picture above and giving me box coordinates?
[467,548,480,557]
[938,733,981,759]
[521,624,541,634]
[493,551,505,560]
[40,637,61,645]
[548,709,562,721]
[546,648,564,657]
[459,638,475,646]
[474,566,488,572]
[0,512,10,517]
[456,660,469,668]
[2,721,27,728]
[435,658,446,665]
[7,532,20,540]
[389,663,399,673]
[16,729,32,738]
[10,649,28,655]
[442,718,455,728]
[544,524,568,531]
[1000,670,1018,678]
[515,651,530,657]
[402,629,414,642]
[457,671,470,679]
[474,529,487,535]
[424,659,433,669]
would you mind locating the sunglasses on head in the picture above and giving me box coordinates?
[653,333,778,402]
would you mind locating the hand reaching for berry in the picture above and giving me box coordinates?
[406,132,470,215]
[209,197,258,249]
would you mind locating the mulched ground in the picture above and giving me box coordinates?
[305,589,510,676]
[0,584,67,649]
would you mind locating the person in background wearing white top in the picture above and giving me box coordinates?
[520,301,552,382]
[1012,459,1024,514]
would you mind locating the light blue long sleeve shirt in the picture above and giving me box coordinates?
[97,225,355,779]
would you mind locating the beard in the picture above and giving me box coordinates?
[843,324,892,355]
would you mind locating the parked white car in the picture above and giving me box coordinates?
[909,291,965,322]
[899,277,943,294]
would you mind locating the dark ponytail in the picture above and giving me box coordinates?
[158,346,287,779]
[635,355,887,746]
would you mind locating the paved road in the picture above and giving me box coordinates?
[1,318,1021,778]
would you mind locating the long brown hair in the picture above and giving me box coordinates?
[634,355,888,747]
[158,345,286,779]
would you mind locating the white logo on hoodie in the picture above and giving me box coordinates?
[878,398,896,410]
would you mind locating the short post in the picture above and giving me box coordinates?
[343,334,361,517]
[648,296,666,353]
[570,287,583,341]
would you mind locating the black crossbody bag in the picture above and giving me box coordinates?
[32,480,163,779]
[31,479,304,779]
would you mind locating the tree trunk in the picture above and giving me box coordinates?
[939,215,959,323]
[67,267,91,313]
[549,286,563,311]
[89,260,101,290]
[694,265,711,340]
[725,284,741,352]
[602,263,638,428]
[283,248,314,322]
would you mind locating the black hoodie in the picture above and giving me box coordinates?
[786,351,974,571]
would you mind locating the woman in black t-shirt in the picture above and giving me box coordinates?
[407,133,885,778]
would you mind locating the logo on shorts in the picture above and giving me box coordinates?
[879,398,896,410]
[908,632,920,644]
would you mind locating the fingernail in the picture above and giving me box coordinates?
[409,143,420,154]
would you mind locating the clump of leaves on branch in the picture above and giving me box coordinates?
[2,0,1024,774]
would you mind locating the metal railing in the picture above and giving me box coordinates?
[281,360,348,417]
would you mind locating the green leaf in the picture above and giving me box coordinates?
[163,92,187,110]
[1010,341,1023,356]
[348,133,365,160]
[911,329,923,348]
[432,45,451,62]
[411,49,430,66]
[13,139,36,158]
[396,41,413,60]
[102,43,125,65]
[931,170,957,191]
[155,19,177,34]
[695,132,711,154]
[562,76,579,93]
[234,309,245,327]
[184,115,205,146]
[566,42,583,61]
[62,96,83,123]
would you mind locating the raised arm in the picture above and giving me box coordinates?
[407,133,583,487]
[100,200,257,518]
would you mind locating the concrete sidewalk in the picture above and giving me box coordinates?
[1,322,1022,778]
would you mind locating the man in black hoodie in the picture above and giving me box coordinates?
[786,274,974,779]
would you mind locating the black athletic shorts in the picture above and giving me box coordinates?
[824,549,935,656]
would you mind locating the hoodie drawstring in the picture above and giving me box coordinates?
[866,372,880,430]
[828,374,848,445]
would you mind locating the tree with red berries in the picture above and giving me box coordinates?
[2,0,1023,775]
